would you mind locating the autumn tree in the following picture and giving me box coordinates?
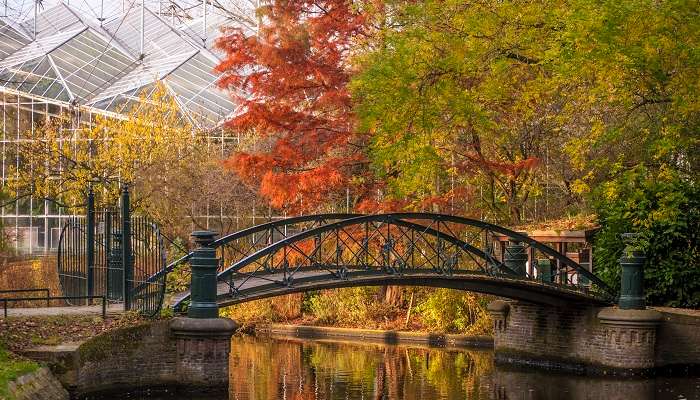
[215,0,372,213]
[9,84,191,206]
[351,0,699,306]
[350,0,574,223]
[561,0,700,307]
[8,83,255,241]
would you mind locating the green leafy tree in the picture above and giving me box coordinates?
[561,0,700,307]
[351,0,699,306]
[593,167,699,308]
[351,0,575,222]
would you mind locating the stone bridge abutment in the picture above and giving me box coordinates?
[487,300,666,373]
[486,238,700,374]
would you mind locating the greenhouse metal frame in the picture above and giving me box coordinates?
[0,0,255,253]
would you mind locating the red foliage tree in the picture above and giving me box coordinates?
[215,0,370,213]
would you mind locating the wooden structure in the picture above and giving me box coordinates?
[493,229,598,283]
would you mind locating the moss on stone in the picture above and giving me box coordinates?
[77,323,152,366]
[0,345,40,400]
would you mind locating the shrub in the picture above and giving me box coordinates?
[593,166,700,308]
[415,289,492,334]
[307,287,396,326]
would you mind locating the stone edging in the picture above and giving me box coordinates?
[7,367,69,400]
[256,324,493,348]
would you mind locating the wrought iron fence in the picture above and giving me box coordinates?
[56,186,166,316]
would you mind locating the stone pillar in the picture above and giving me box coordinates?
[597,308,662,370]
[169,230,236,387]
[170,317,236,386]
[487,300,510,338]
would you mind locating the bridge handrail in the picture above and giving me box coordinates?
[147,213,362,284]
[211,213,614,297]
[166,213,616,312]
[214,216,519,279]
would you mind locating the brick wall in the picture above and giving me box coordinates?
[8,367,69,400]
[72,319,234,397]
[655,309,700,367]
[174,336,232,386]
[493,302,662,372]
[76,321,180,394]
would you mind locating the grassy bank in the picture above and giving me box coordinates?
[0,345,39,400]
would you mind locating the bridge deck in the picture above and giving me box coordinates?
[171,268,610,309]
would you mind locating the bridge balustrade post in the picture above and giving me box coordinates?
[170,230,236,388]
[504,237,528,276]
[187,231,220,318]
[618,233,646,310]
[537,258,553,283]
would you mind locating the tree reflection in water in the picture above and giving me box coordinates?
[227,336,700,400]
[229,335,493,400]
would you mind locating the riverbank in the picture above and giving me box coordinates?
[220,289,494,336]
[0,346,38,399]
[0,313,152,399]
[256,323,493,349]
[0,313,147,353]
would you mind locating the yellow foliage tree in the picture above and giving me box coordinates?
[8,82,198,211]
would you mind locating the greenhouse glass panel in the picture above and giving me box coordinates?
[103,6,193,60]
[27,57,61,97]
[0,57,45,92]
[165,52,233,124]
[89,51,195,106]
[50,29,136,102]
[0,28,85,69]
[22,3,84,39]
[0,19,31,61]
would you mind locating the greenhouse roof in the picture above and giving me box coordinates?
[0,0,254,128]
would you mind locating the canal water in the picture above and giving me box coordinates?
[125,335,700,400]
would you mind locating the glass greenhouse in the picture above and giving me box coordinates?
[0,0,255,253]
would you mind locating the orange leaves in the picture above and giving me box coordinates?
[216,0,371,213]
[258,164,346,212]
[457,151,541,178]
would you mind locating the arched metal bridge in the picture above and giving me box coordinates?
[161,213,616,311]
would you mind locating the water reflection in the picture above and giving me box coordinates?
[230,335,493,399]
[228,335,700,400]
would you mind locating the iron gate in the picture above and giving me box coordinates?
[57,186,167,316]
[57,217,88,304]
[129,216,167,315]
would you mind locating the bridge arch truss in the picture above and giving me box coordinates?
[170,213,616,310]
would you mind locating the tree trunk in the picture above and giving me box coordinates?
[379,285,403,306]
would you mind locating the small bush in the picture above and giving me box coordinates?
[415,289,492,334]
[307,287,396,326]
